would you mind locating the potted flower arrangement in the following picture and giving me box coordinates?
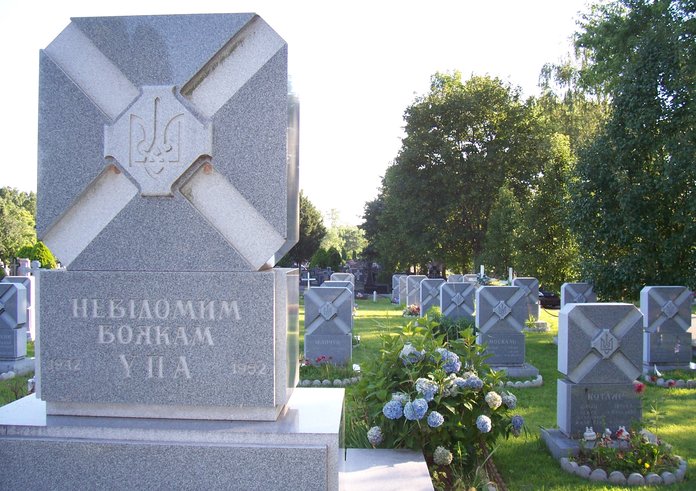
[360,316,524,488]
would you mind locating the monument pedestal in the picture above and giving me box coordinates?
[0,388,343,490]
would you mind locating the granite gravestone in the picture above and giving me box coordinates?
[447,274,464,283]
[304,286,353,365]
[512,277,539,320]
[2,276,36,340]
[399,275,408,306]
[0,283,27,366]
[0,14,341,491]
[557,303,642,438]
[392,274,405,303]
[560,282,597,308]
[406,275,427,307]
[641,286,693,370]
[440,282,476,323]
[322,280,354,296]
[330,272,355,285]
[463,274,478,283]
[419,278,445,317]
[476,286,538,377]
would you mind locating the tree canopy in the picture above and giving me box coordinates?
[569,0,696,297]
[279,191,326,267]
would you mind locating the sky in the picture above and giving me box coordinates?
[0,0,589,225]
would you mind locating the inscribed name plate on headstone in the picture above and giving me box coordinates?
[330,273,354,285]
[512,277,539,320]
[38,14,297,272]
[558,303,642,385]
[399,276,408,306]
[440,282,476,323]
[475,286,527,365]
[0,283,28,360]
[38,269,298,420]
[406,275,427,307]
[419,279,445,316]
[641,286,693,367]
[304,286,353,365]
[560,282,596,308]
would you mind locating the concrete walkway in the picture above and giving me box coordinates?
[339,448,434,491]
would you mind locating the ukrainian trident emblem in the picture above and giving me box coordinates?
[105,86,211,197]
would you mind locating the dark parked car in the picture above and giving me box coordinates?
[538,288,560,309]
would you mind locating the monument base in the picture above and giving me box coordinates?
[491,363,539,379]
[0,388,343,491]
[0,357,34,377]
[540,427,583,460]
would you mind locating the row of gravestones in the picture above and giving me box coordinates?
[546,286,692,461]
[391,274,542,378]
[557,283,693,371]
[304,272,356,365]
[0,261,41,374]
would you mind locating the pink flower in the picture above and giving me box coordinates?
[667,380,676,388]
[633,381,646,394]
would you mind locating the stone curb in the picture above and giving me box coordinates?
[299,376,361,388]
[498,374,544,389]
[559,456,687,486]
[643,374,696,389]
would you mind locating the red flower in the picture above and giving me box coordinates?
[667,380,676,387]
[633,381,646,394]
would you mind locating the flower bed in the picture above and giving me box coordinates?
[642,373,696,389]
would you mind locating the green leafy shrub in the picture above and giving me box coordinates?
[14,241,57,269]
[358,315,523,487]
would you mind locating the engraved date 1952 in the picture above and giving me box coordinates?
[230,363,268,376]
[44,358,82,371]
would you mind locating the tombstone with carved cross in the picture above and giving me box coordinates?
[512,277,539,320]
[399,275,408,306]
[640,286,694,370]
[560,282,597,309]
[36,14,301,421]
[440,282,476,324]
[0,283,27,362]
[419,278,445,317]
[406,275,427,307]
[556,303,643,437]
[476,286,529,366]
[391,274,405,303]
[304,286,353,365]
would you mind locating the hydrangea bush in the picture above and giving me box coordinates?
[360,316,524,486]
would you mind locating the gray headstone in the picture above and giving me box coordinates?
[476,286,528,366]
[38,15,298,272]
[512,277,539,320]
[447,274,464,283]
[419,279,445,317]
[330,273,354,286]
[391,274,405,302]
[463,274,478,283]
[406,275,427,307]
[556,303,643,439]
[321,280,354,296]
[561,283,597,308]
[304,287,353,365]
[558,303,642,384]
[440,282,476,323]
[398,276,408,306]
[16,258,31,277]
[2,276,36,341]
[640,286,691,333]
[0,283,27,361]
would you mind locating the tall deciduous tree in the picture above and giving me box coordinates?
[370,73,550,273]
[479,184,522,278]
[279,191,326,267]
[0,188,36,264]
[569,0,696,298]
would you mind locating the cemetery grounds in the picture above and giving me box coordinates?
[2,298,694,490]
[300,296,696,491]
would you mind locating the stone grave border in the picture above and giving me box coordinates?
[558,455,687,486]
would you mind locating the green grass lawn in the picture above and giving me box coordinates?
[299,295,695,490]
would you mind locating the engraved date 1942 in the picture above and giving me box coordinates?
[44,358,82,371]
[230,363,268,376]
